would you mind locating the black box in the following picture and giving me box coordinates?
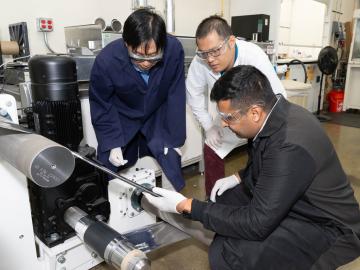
[231,14,270,42]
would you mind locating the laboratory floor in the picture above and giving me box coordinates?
[94,122,360,270]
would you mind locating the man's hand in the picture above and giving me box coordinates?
[210,174,241,202]
[109,147,128,167]
[205,125,224,149]
[143,187,188,214]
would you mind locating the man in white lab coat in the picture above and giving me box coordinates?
[186,15,286,196]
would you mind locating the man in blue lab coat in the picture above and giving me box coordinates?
[89,9,186,190]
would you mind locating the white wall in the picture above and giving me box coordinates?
[154,0,230,36]
[289,0,326,47]
[229,0,282,43]
[332,0,356,22]
[0,0,228,57]
[0,0,133,56]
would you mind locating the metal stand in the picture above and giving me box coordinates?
[316,73,332,122]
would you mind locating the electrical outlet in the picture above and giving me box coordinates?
[36,18,53,32]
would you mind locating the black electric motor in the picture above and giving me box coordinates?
[29,55,83,150]
[27,55,110,247]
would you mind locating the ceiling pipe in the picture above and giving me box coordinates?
[165,0,175,33]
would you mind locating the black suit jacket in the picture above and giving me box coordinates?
[191,95,360,241]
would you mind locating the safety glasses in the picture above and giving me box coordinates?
[128,50,163,63]
[196,37,229,60]
[218,109,244,124]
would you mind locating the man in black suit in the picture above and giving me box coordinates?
[144,65,360,270]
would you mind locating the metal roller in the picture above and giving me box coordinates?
[0,131,75,188]
[0,119,157,195]
[64,206,150,270]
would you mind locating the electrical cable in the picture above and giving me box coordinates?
[43,32,57,54]
[288,59,308,83]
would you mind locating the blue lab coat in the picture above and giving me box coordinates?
[89,35,186,190]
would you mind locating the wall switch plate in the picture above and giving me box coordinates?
[36,18,53,32]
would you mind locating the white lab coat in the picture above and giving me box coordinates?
[186,38,286,158]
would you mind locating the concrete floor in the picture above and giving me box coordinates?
[94,122,360,270]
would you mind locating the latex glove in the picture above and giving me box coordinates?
[205,125,224,149]
[109,147,128,167]
[210,174,240,202]
[164,147,182,156]
[143,187,187,214]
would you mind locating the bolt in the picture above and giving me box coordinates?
[57,255,66,264]
[19,235,24,239]
[50,233,60,241]
[95,215,106,222]
[91,252,98,258]
[130,212,135,217]
[129,188,133,192]
[50,164,57,170]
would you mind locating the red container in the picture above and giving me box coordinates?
[327,89,344,113]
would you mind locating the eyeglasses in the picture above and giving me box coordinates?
[128,50,163,63]
[218,109,244,124]
[196,37,229,60]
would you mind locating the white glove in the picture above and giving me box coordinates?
[164,147,182,156]
[205,125,224,149]
[210,174,240,202]
[109,147,128,167]
[143,187,187,214]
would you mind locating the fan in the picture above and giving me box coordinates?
[316,46,338,121]
[8,22,30,62]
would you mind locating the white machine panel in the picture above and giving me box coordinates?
[0,93,18,123]
[0,157,41,270]
[108,168,156,233]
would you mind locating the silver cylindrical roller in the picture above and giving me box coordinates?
[0,132,75,187]
[64,206,150,270]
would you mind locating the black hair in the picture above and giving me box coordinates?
[195,15,233,40]
[123,9,167,53]
[210,65,277,113]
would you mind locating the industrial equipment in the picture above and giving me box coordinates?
[64,24,122,82]
[251,40,276,65]
[0,22,30,85]
[0,55,189,270]
[231,14,270,42]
